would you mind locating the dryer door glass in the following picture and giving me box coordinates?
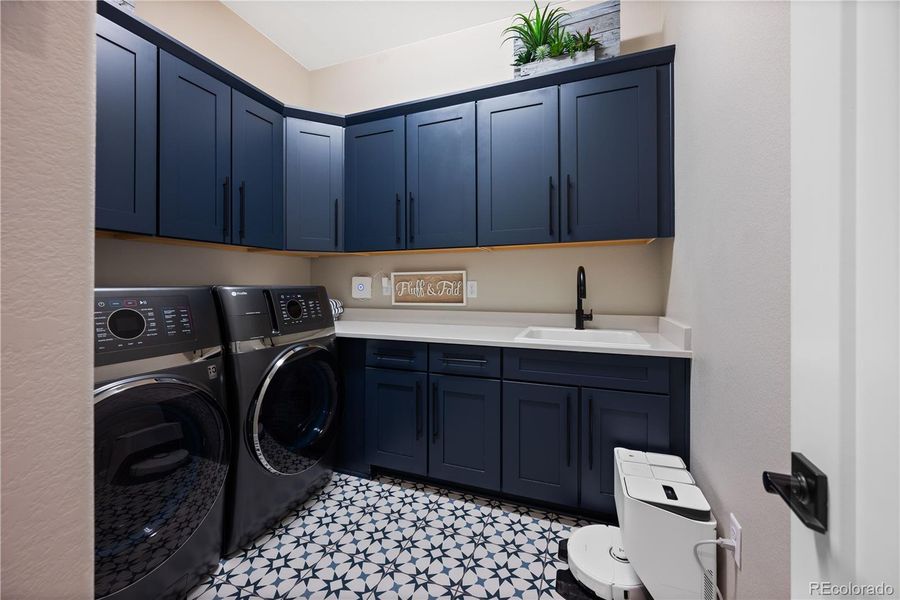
[93,378,228,598]
[251,346,339,475]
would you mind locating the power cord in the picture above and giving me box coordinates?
[693,538,736,600]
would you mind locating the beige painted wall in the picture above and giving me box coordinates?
[135,0,312,106]
[1,2,96,597]
[96,238,311,287]
[312,242,668,314]
[659,2,791,598]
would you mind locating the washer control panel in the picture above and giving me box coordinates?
[94,294,194,353]
[274,287,331,333]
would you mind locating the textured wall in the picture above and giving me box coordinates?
[311,242,669,314]
[659,2,791,598]
[1,2,96,597]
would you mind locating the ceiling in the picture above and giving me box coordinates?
[221,1,542,71]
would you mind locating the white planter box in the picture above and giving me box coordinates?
[515,48,600,79]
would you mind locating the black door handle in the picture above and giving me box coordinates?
[566,393,572,467]
[395,193,401,244]
[432,381,438,441]
[239,181,246,242]
[588,392,594,470]
[223,176,230,241]
[415,381,422,439]
[548,176,554,236]
[408,192,415,244]
[333,198,339,248]
[763,452,828,533]
[566,174,573,236]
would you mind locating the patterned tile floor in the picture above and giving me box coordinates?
[187,472,594,599]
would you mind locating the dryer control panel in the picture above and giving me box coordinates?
[274,288,328,332]
[215,286,333,342]
[94,294,195,353]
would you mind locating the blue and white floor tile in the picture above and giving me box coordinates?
[187,472,592,599]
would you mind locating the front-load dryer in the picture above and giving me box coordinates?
[214,285,339,555]
[93,287,230,600]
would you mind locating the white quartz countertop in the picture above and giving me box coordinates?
[333,309,692,358]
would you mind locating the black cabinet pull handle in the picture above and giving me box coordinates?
[566,393,572,467]
[415,381,422,439]
[548,176,554,236]
[566,174,573,236]
[223,176,230,240]
[373,353,414,363]
[333,198,339,248]
[239,181,246,242]
[395,193,401,244]
[409,192,415,244]
[440,356,488,366]
[588,392,594,470]
[432,381,438,441]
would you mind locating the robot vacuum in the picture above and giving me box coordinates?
[567,524,647,600]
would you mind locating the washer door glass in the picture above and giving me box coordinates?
[250,346,338,475]
[93,378,228,599]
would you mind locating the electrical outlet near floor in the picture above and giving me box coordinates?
[729,513,742,569]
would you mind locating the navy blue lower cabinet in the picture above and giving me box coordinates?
[428,375,501,491]
[477,87,559,246]
[95,15,157,234]
[580,388,671,513]
[232,91,284,249]
[285,118,343,251]
[159,51,231,243]
[560,69,659,241]
[502,381,578,507]
[406,103,476,249]
[336,339,369,475]
[365,368,428,476]
[345,117,406,251]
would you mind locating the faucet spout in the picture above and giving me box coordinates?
[575,266,593,330]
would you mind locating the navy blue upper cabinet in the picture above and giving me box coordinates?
[502,381,578,507]
[345,117,406,251]
[285,119,343,251]
[95,16,156,234]
[159,51,231,243]
[580,388,670,513]
[561,69,658,241]
[365,368,428,476]
[406,103,476,249]
[232,91,284,249]
[477,87,559,246]
[429,375,501,491]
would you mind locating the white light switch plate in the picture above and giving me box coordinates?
[351,276,372,299]
[467,281,478,298]
[382,277,391,296]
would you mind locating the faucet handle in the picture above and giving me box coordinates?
[585,309,593,321]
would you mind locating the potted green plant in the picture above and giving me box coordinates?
[503,1,604,78]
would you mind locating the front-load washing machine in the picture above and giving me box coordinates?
[93,287,230,600]
[214,285,339,555]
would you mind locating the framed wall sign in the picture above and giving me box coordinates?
[391,271,467,306]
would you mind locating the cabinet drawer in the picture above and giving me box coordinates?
[429,344,501,378]
[503,349,669,393]
[365,339,428,371]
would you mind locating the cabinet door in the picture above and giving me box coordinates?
[429,375,501,491]
[95,15,156,234]
[580,388,670,513]
[345,117,405,251]
[561,69,658,241]
[159,51,231,243]
[365,368,427,475]
[232,91,284,249]
[502,381,577,506]
[285,119,343,251]
[477,87,559,246]
[406,103,476,249]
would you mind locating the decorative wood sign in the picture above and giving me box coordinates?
[391,271,467,306]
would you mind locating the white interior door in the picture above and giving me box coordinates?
[791,2,899,597]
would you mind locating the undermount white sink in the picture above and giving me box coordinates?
[514,326,651,347]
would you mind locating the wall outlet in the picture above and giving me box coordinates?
[382,277,392,296]
[351,276,372,299]
[467,280,478,298]
[729,513,742,569]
